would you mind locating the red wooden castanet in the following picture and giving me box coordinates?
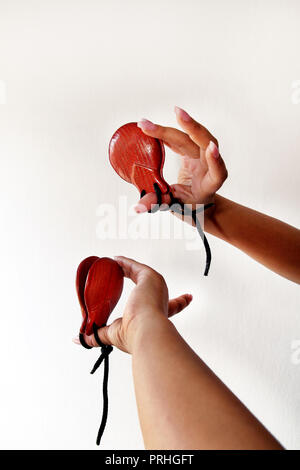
[76,257,124,336]
[109,122,170,196]
[76,256,100,335]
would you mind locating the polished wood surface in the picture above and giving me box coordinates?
[109,122,170,195]
[76,257,124,335]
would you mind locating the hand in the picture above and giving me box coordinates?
[73,256,192,354]
[134,106,228,213]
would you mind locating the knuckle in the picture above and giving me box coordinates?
[190,120,202,133]
[155,272,166,284]
[142,266,155,279]
[157,125,167,138]
[222,167,228,181]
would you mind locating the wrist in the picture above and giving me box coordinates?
[204,194,230,237]
[128,312,174,354]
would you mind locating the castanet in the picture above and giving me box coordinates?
[76,256,124,445]
[109,122,213,275]
[109,122,170,201]
[76,256,124,341]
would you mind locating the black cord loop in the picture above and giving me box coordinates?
[141,184,214,276]
[90,322,113,446]
[79,333,92,349]
[80,323,113,446]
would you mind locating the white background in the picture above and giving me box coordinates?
[0,0,299,450]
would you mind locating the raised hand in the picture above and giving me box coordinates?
[134,106,228,213]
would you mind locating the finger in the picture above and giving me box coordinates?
[134,181,195,213]
[168,293,193,318]
[113,255,153,284]
[205,141,228,191]
[177,155,199,185]
[137,119,199,158]
[81,319,122,348]
[174,107,218,150]
[134,192,171,213]
[80,325,111,348]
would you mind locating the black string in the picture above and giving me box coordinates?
[145,185,214,276]
[191,209,211,276]
[79,333,92,349]
[90,322,113,446]
[153,183,162,210]
[80,323,113,446]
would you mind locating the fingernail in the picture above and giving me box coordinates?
[208,140,219,159]
[137,119,157,131]
[174,106,192,122]
[134,204,148,213]
[72,336,80,345]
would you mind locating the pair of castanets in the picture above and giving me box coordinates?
[76,122,213,446]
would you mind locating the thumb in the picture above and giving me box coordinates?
[168,293,193,318]
[76,319,121,348]
[94,323,115,346]
[134,191,171,213]
[205,141,228,192]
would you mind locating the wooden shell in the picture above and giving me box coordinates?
[109,122,170,195]
[76,257,124,336]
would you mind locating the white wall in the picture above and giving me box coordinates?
[0,0,299,450]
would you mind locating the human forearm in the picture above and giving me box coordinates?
[205,195,300,283]
[131,315,282,450]
[136,109,300,282]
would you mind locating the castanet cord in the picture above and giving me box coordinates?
[142,184,214,276]
[191,209,212,276]
[79,333,92,349]
[91,322,113,446]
